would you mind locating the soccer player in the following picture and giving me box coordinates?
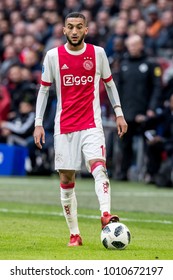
[33,12,128,246]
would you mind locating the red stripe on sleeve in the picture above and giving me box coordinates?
[102,75,112,83]
[41,80,52,86]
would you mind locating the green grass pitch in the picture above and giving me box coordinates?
[0,176,173,260]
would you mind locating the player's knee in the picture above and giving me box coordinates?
[60,172,75,199]
[91,161,108,180]
[59,170,75,185]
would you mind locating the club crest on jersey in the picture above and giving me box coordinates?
[83,60,93,70]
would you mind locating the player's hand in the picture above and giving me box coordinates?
[33,126,45,149]
[116,116,128,138]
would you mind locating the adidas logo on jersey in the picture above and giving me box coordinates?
[61,64,69,69]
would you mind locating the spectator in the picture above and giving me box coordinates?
[116,34,162,180]
[157,0,173,13]
[0,11,6,21]
[24,6,40,23]
[80,0,101,19]
[100,0,119,17]
[108,36,125,65]
[42,10,63,28]
[0,95,35,141]
[2,33,14,49]
[136,19,155,56]
[63,0,82,18]
[21,67,36,83]
[3,0,17,16]
[146,4,162,40]
[5,65,37,117]
[96,9,111,47]
[80,9,92,23]
[44,22,65,52]
[33,18,52,45]
[0,19,10,40]
[21,50,42,83]
[12,21,27,37]
[155,10,173,52]
[0,45,20,80]
[85,21,100,45]
[22,34,43,54]
[144,93,173,186]
[0,96,36,165]
[13,36,25,61]
[139,0,154,19]
[128,7,143,25]
[20,0,35,20]
[9,10,23,26]
[0,84,11,123]
[32,0,46,13]
[26,23,38,37]
[105,18,128,57]
[44,0,59,12]
[119,0,137,12]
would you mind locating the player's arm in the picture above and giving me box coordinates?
[34,85,49,149]
[34,52,53,149]
[104,80,128,138]
[101,49,128,138]
[104,79,123,117]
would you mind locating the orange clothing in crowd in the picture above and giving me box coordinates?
[147,20,162,38]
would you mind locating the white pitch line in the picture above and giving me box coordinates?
[0,208,172,225]
[1,190,173,198]
[77,191,173,198]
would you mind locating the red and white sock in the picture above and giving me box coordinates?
[91,162,111,216]
[60,183,80,235]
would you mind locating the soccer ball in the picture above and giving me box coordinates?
[101,222,131,250]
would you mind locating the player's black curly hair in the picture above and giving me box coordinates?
[65,12,87,26]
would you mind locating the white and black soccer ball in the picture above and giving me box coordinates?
[101,222,131,250]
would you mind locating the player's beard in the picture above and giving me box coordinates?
[66,33,85,47]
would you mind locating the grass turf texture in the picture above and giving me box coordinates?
[0,176,173,260]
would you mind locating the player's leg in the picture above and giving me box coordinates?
[54,133,83,246]
[89,159,119,228]
[82,128,119,228]
[90,159,110,214]
[59,170,82,246]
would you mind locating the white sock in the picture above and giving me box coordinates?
[60,186,80,235]
[92,165,111,216]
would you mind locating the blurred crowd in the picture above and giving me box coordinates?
[0,0,173,186]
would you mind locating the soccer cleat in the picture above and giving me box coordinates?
[101,211,119,229]
[68,234,83,247]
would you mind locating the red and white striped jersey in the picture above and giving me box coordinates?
[39,43,116,135]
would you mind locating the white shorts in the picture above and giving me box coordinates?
[54,127,106,172]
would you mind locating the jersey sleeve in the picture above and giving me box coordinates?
[100,48,113,83]
[35,52,53,126]
[100,48,124,117]
[41,52,53,86]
